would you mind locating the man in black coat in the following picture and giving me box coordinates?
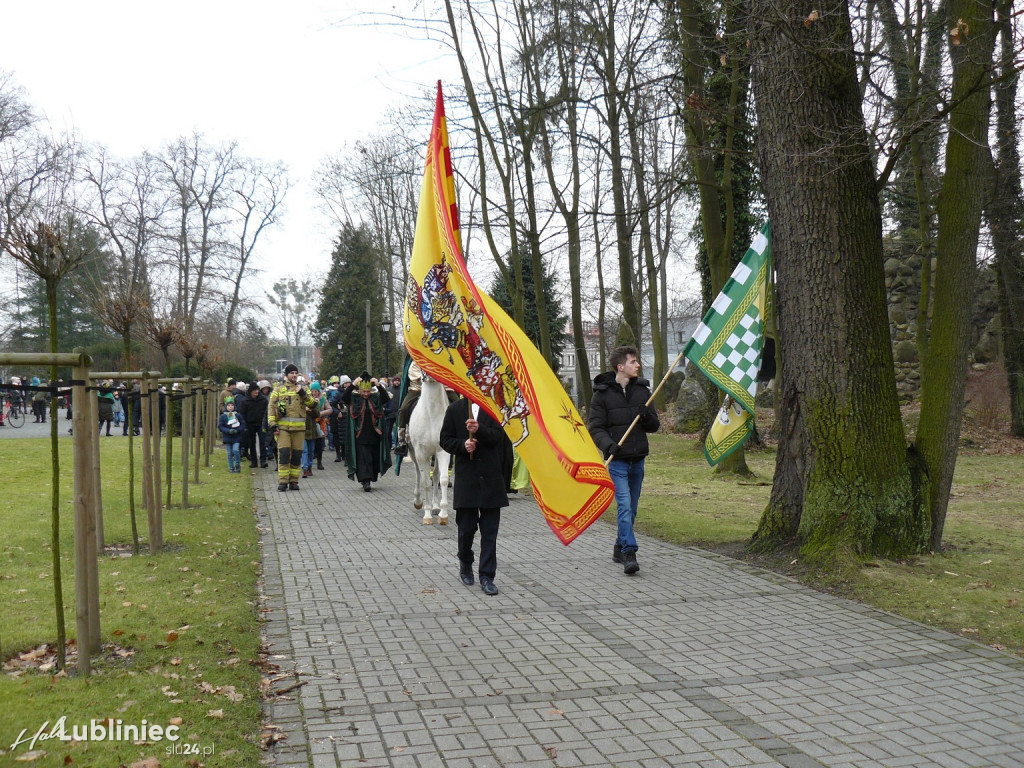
[238,382,270,468]
[588,346,660,575]
[440,396,513,596]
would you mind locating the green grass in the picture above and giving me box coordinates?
[0,436,261,767]
[626,433,1024,657]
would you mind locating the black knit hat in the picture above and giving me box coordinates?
[283,364,299,375]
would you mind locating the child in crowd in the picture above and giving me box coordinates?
[112,389,124,427]
[218,400,244,472]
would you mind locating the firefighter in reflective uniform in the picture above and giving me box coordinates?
[268,364,316,491]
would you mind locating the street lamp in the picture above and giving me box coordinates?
[336,341,343,383]
[381,318,392,377]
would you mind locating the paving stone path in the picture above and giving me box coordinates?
[257,458,1024,768]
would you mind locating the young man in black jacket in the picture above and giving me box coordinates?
[439,396,513,596]
[588,346,660,575]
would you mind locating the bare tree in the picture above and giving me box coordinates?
[225,158,288,343]
[267,278,315,361]
[316,123,419,328]
[1,113,86,669]
[160,133,238,339]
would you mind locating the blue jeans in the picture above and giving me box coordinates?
[225,442,241,472]
[302,439,316,471]
[608,458,645,553]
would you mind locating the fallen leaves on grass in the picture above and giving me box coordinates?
[3,642,134,677]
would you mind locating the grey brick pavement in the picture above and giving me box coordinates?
[257,459,1024,768]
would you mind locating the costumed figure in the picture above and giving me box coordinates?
[342,372,393,491]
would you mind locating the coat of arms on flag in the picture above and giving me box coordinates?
[403,82,613,544]
[684,222,772,465]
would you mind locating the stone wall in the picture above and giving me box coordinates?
[884,240,922,402]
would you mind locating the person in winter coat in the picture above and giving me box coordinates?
[122,381,142,436]
[31,378,48,423]
[300,381,333,477]
[218,400,245,472]
[238,382,269,469]
[97,383,116,436]
[268,364,317,491]
[587,346,660,576]
[311,382,332,471]
[112,389,124,427]
[328,376,351,462]
[439,396,513,596]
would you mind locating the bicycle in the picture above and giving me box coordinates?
[2,395,25,428]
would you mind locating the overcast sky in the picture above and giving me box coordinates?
[2,0,456,284]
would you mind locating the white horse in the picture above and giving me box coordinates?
[407,373,451,525]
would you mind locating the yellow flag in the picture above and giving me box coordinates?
[403,82,613,544]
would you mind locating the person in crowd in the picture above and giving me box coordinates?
[12,377,26,415]
[219,379,236,412]
[158,384,167,434]
[123,380,142,436]
[258,380,274,464]
[233,382,249,460]
[329,375,351,462]
[587,346,660,576]
[393,359,422,456]
[311,381,332,470]
[341,373,392,491]
[439,396,513,596]
[112,387,124,428]
[301,380,332,477]
[268,364,316,491]
[325,376,340,459]
[382,373,399,452]
[218,399,244,473]
[98,382,115,436]
[31,378,48,423]
[239,382,269,469]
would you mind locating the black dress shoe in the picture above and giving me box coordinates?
[362,481,371,492]
[480,578,498,596]
[334,456,343,462]
[459,567,474,586]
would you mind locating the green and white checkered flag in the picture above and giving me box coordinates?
[684,222,771,464]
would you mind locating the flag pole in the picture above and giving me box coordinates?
[603,349,687,468]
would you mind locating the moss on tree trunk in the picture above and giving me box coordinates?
[747,0,929,560]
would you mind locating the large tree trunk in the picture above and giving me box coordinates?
[748,0,929,558]
[916,0,997,550]
[989,0,1024,437]
[672,0,752,474]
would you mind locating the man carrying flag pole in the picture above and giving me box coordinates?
[403,82,614,547]
[684,222,773,466]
